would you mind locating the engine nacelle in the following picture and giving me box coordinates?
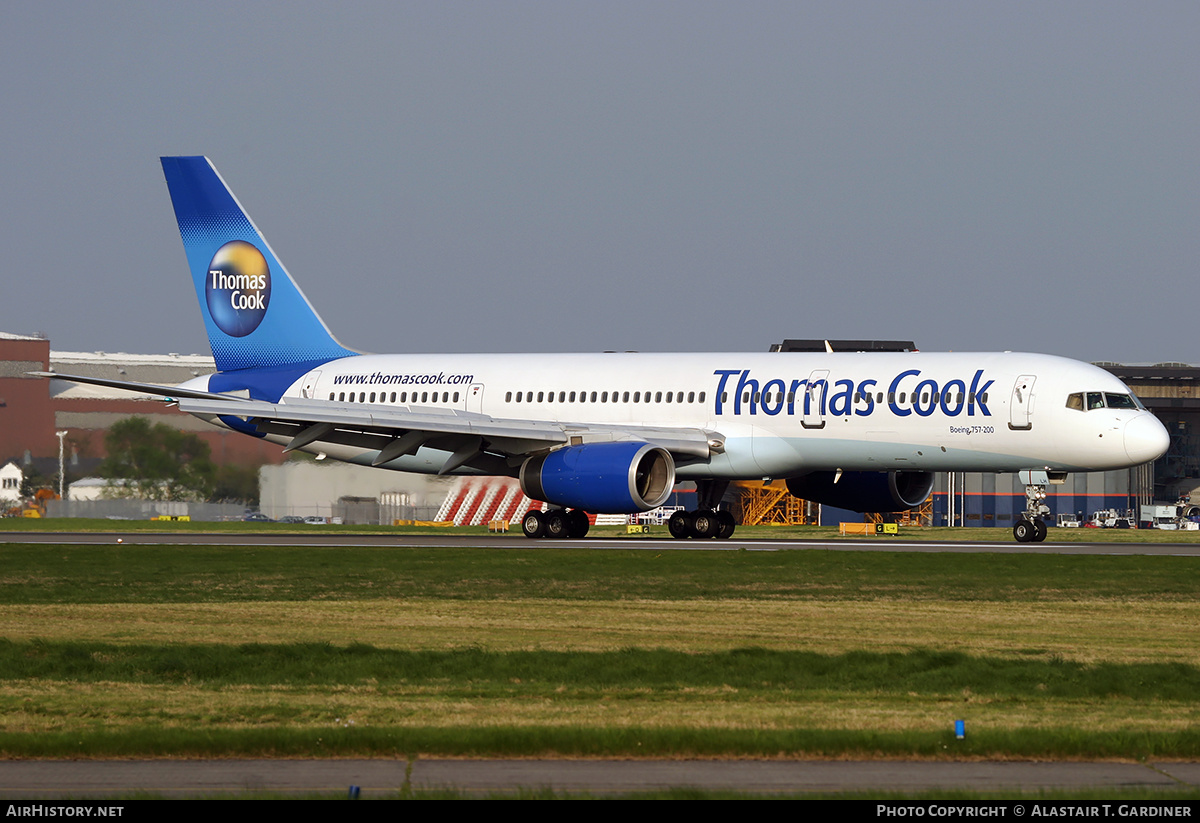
[519,442,675,513]
[785,470,934,512]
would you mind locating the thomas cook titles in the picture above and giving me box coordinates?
[205,240,272,337]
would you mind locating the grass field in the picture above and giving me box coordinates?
[0,533,1198,761]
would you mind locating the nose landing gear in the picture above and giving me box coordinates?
[1013,472,1052,543]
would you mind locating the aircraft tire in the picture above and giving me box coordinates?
[545,510,570,538]
[1033,519,1048,542]
[668,510,692,539]
[715,510,736,539]
[568,509,590,538]
[522,510,546,539]
[1013,520,1035,543]
[690,509,719,539]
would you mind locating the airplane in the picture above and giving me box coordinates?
[39,156,1170,543]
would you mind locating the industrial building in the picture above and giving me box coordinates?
[0,332,286,471]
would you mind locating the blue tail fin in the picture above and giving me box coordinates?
[161,156,357,372]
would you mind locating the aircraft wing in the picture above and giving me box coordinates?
[178,395,719,475]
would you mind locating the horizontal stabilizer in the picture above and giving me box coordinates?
[29,372,249,403]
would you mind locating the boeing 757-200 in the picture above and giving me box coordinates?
[40,157,1170,543]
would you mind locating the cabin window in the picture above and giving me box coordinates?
[687,392,695,403]
[698,392,705,403]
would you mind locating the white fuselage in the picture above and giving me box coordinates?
[194,350,1167,479]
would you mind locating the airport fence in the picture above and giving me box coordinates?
[45,499,247,522]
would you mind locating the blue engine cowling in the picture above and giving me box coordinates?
[785,470,934,512]
[519,442,675,513]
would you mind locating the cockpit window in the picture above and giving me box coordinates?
[1068,391,1145,412]
[1105,393,1139,410]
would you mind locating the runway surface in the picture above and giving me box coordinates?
[2,530,1199,555]
[2,758,1199,797]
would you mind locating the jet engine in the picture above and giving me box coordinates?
[785,470,934,512]
[519,442,675,513]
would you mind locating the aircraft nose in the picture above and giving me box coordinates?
[1124,413,1170,464]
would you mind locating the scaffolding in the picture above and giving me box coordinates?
[864,496,932,527]
[733,480,932,526]
[734,481,810,525]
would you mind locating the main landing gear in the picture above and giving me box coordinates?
[669,508,736,540]
[1013,476,1050,543]
[669,479,738,540]
[522,508,590,539]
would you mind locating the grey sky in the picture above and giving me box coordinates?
[2,2,1196,363]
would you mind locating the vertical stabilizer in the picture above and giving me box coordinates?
[161,156,357,371]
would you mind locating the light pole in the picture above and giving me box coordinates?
[55,430,67,501]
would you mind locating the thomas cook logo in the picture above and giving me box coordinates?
[205,241,271,337]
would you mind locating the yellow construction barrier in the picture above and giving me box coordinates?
[488,520,509,533]
[839,522,898,536]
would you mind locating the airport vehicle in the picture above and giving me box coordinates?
[40,157,1170,543]
[1140,498,1200,530]
[1056,513,1081,528]
[1086,508,1135,529]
